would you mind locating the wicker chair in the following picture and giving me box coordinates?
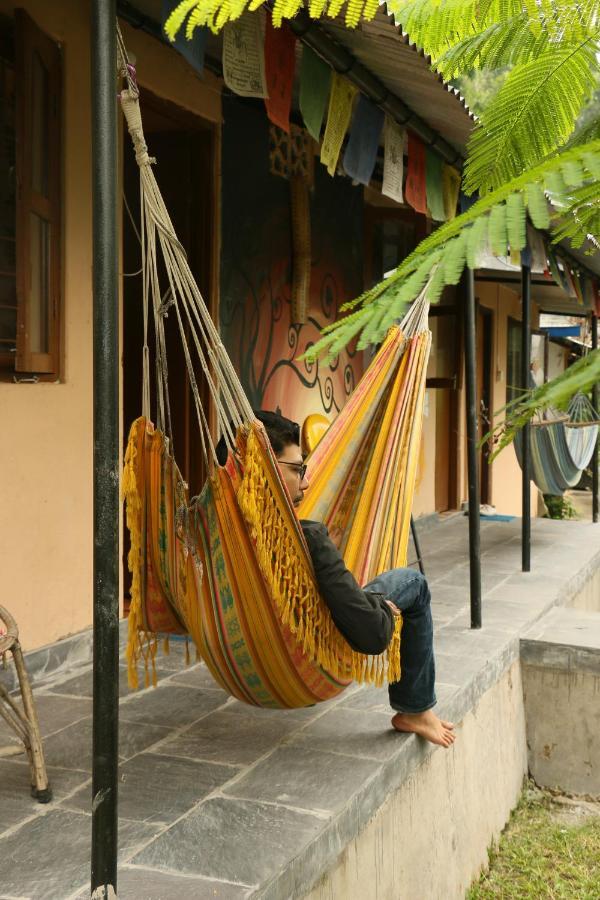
[0,605,52,802]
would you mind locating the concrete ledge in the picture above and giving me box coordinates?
[2,516,599,900]
[521,605,600,798]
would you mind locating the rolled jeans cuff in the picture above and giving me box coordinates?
[390,696,437,715]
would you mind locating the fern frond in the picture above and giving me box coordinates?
[488,350,600,457]
[525,182,551,230]
[506,191,527,252]
[466,214,489,268]
[463,41,600,195]
[488,204,507,256]
[302,140,600,359]
[435,15,550,79]
[393,0,597,60]
[163,0,383,34]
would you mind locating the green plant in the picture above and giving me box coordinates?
[544,494,578,519]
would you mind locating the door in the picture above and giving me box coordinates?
[122,90,216,604]
[427,293,461,511]
[476,305,494,505]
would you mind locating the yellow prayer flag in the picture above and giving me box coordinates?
[320,74,358,177]
[442,164,461,221]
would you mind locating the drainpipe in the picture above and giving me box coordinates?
[91,1,119,896]
[592,314,599,524]
[521,262,531,571]
[463,269,482,628]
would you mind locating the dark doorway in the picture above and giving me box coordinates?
[122,88,216,604]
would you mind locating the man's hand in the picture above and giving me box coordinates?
[385,600,401,617]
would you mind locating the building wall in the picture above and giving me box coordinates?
[219,96,364,427]
[475,281,540,517]
[0,0,221,650]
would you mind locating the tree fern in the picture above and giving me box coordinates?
[164,0,382,34]
[304,141,600,361]
[463,41,599,194]
[391,0,597,60]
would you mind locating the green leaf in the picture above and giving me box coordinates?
[525,182,551,230]
[465,214,489,269]
[463,41,599,195]
[488,203,508,256]
[506,192,527,252]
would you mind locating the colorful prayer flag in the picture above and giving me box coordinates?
[222,16,268,98]
[442,165,461,221]
[342,95,383,186]
[299,46,331,141]
[264,14,296,133]
[320,74,358,177]
[405,132,427,215]
[425,148,446,221]
[382,116,404,203]
[526,224,547,273]
[162,0,207,74]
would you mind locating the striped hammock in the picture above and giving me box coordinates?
[514,393,599,497]
[119,55,431,708]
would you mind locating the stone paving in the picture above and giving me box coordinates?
[0,514,598,900]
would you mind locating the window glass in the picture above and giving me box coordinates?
[507,318,522,404]
[31,50,49,197]
[29,212,50,353]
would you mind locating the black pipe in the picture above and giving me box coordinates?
[462,269,482,628]
[410,515,425,576]
[91,2,119,895]
[592,314,599,524]
[521,262,532,571]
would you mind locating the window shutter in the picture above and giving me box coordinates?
[15,10,61,374]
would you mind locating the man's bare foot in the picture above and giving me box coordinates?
[391,709,455,748]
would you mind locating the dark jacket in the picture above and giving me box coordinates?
[301,520,393,655]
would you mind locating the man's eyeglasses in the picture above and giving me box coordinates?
[278,461,308,480]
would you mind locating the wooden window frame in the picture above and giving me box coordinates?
[10,10,61,378]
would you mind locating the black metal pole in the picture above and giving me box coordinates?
[91,2,119,896]
[410,515,425,576]
[463,269,482,628]
[521,262,532,571]
[592,314,599,524]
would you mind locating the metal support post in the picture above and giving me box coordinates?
[592,314,599,524]
[410,515,425,576]
[462,269,482,628]
[521,262,532,571]
[91,2,119,896]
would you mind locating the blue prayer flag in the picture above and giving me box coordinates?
[342,95,384,186]
[162,0,207,74]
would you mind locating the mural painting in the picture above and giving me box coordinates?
[220,97,365,428]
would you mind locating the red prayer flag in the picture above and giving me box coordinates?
[264,14,296,134]
[405,131,427,215]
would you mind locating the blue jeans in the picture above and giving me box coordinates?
[364,568,436,714]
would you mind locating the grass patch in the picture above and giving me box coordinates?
[468,786,600,899]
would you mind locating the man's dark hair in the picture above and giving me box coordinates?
[215,410,300,465]
[254,410,300,455]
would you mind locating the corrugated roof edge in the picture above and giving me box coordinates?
[375,0,477,123]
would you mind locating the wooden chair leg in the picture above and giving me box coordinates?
[12,642,52,803]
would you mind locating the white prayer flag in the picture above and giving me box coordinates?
[382,117,405,203]
[222,17,268,99]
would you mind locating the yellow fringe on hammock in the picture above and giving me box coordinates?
[237,426,402,687]
[122,420,159,690]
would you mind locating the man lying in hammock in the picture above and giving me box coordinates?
[249,410,455,749]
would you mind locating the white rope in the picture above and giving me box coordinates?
[119,82,256,471]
